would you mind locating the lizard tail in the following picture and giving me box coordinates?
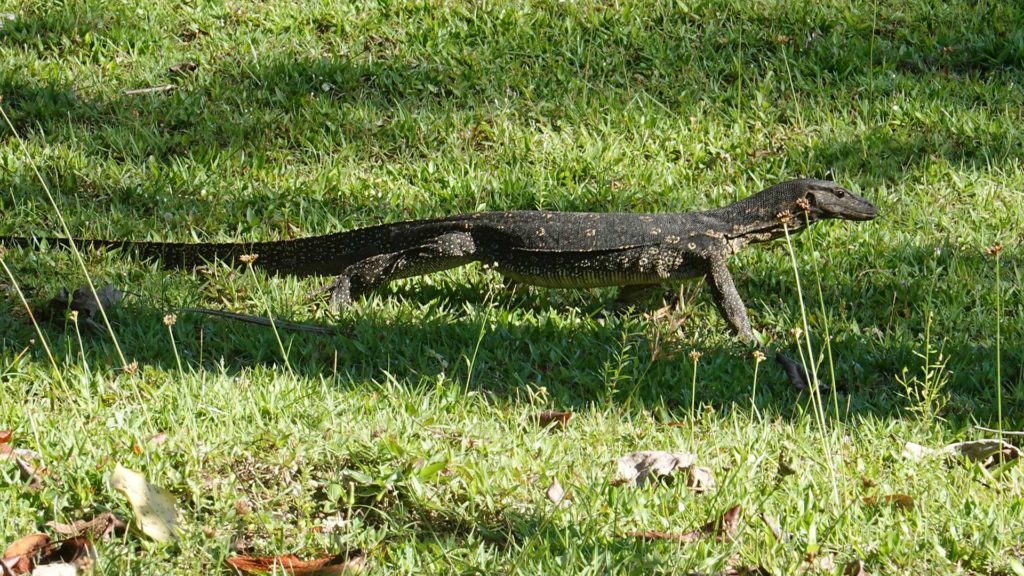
[0,217,474,277]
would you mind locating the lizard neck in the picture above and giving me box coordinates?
[707,192,814,248]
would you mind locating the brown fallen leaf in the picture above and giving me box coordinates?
[537,411,572,429]
[0,430,11,444]
[225,550,365,575]
[612,451,698,488]
[627,504,742,544]
[2,533,51,574]
[49,536,94,570]
[862,493,914,510]
[46,512,127,540]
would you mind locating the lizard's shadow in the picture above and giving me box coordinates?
[7,257,1016,430]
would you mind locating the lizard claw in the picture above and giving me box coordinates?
[307,275,354,312]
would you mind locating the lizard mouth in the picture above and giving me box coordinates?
[843,205,878,221]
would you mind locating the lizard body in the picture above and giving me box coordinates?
[1,179,877,343]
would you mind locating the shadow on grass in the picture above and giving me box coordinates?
[1,1,1022,181]
[1,238,1019,430]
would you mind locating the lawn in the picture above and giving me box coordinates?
[1,0,1022,573]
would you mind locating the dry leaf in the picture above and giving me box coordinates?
[627,503,741,543]
[2,533,51,574]
[123,84,176,95]
[902,441,932,460]
[0,430,11,443]
[800,553,835,574]
[759,513,783,541]
[168,62,198,75]
[109,464,179,542]
[862,493,914,510]
[777,452,798,478]
[40,284,122,331]
[686,466,715,493]
[545,479,565,505]
[47,537,94,572]
[46,512,126,540]
[537,411,572,429]
[904,439,1021,469]
[225,551,365,575]
[612,451,697,488]
[943,439,1021,467]
[0,443,45,491]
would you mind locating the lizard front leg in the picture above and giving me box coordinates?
[704,257,812,390]
[324,232,477,310]
[704,257,754,341]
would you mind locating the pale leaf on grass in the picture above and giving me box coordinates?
[612,451,698,488]
[30,564,77,576]
[109,464,179,542]
[545,478,566,505]
[0,444,45,491]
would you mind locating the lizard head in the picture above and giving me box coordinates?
[796,179,878,222]
[719,179,878,245]
[755,179,877,230]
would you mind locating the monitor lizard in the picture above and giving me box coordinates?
[2,178,877,385]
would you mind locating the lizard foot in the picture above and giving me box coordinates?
[308,275,355,312]
[775,352,830,394]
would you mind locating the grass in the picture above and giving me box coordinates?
[1,0,1023,573]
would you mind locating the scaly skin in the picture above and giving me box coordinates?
[2,179,877,388]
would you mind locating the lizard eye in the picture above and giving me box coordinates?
[835,188,846,198]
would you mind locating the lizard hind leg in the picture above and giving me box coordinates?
[324,232,478,311]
